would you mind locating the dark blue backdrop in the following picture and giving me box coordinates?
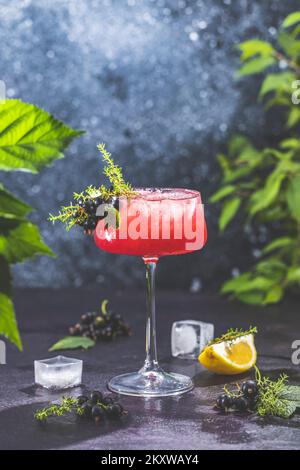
[1,0,298,290]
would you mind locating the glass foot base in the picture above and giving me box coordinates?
[108,369,193,397]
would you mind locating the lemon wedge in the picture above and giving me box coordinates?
[198,333,257,375]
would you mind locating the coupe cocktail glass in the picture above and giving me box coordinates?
[94,188,207,397]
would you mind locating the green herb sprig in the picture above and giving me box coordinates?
[48,143,135,230]
[254,366,298,418]
[97,143,134,197]
[208,326,257,347]
[34,397,81,422]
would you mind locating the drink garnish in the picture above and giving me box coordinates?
[207,326,258,346]
[48,143,135,233]
[199,326,257,375]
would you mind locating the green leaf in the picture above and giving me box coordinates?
[259,72,297,100]
[0,292,22,350]
[0,256,22,350]
[224,165,255,183]
[238,40,275,61]
[228,135,252,156]
[263,285,284,305]
[0,255,11,296]
[287,107,300,128]
[256,259,287,281]
[222,274,274,294]
[235,276,274,293]
[276,401,297,419]
[280,385,300,401]
[0,184,32,218]
[249,170,285,215]
[219,197,241,232]
[280,138,300,150]
[221,273,251,294]
[264,148,293,161]
[235,144,262,167]
[262,237,293,254]
[0,221,54,264]
[49,336,95,352]
[286,175,300,221]
[264,95,291,110]
[287,267,300,283]
[235,291,265,306]
[0,99,83,173]
[209,185,236,203]
[282,12,300,29]
[258,205,286,223]
[278,31,300,57]
[237,56,276,77]
[217,154,232,180]
[0,256,22,349]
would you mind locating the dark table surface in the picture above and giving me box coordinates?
[0,287,299,450]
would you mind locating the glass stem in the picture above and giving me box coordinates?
[142,260,159,372]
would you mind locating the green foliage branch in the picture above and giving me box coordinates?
[0,98,82,348]
[211,12,300,305]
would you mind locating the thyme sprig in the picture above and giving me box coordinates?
[254,366,292,418]
[34,397,81,421]
[208,326,257,347]
[48,143,135,230]
[97,143,134,197]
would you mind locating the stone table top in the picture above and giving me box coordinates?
[0,287,299,450]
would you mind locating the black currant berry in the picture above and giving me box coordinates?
[110,196,119,211]
[234,396,248,411]
[81,313,91,324]
[90,391,103,404]
[77,218,85,227]
[83,220,91,230]
[94,196,104,207]
[106,403,123,419]
[102,396,114,406]
[247,397,258,411]
[216,394,233,411]
[77,395,89,405]
[241,380,258,398]
[84,200,95,214]
[92,405,105,419]
[81,402,93,418]
[111,313,122,324]
[95,316,104,326]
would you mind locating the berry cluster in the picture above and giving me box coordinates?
[69,308,131,342]
[216,380,259,413]
[78,391,126,424]
[74,194,119,234]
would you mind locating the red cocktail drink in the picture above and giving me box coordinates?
[94,188,207,397]
[94,188,207,259]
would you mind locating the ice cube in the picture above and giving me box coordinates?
[34,355,83,390]
[171,320,214,359]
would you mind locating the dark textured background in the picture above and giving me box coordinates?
[1,0,298,291]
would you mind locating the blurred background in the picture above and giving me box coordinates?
[1,0,298,292]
